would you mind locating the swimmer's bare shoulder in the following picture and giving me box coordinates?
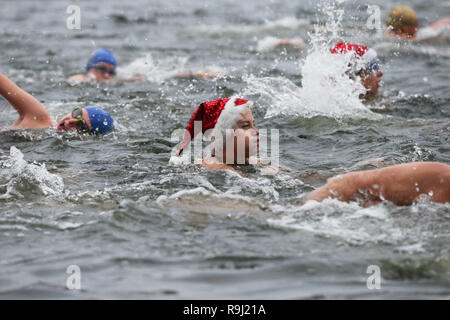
[199,157,242,174]
[199,157,289,175]
[10,116,55,130]
[67,74,87,85]
[306,162,450,206]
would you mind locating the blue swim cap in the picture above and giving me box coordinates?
[86,49,117,72]
[84,106,114,135]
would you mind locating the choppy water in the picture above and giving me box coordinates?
[0,0,449,299]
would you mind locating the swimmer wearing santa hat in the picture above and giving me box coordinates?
[170,97,263,173]
[331,42,383,99]
[170,98,449,207]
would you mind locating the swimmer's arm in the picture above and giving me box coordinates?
[200,158,242,174]
[277,38,307,50]
[0,72,52,127]
[67,74,87,84]
[172,71,229,79]
[172,71,194,79]
[429,18,450,30]
[115,74,146,83]
[172,71,208,79]
[367,162,450,204]
[306,162,450,206]
[306,171,362,203]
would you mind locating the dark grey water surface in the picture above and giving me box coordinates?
[0,0,449,299]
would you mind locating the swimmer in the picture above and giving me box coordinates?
[67,48,117,84]
[307,162,450,207]
[0,72,114,134]
[170,97,263,173]
[331,42,383,99]
[385,5,450,41]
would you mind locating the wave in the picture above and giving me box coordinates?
[0,146,64,199]
[117,54,227,83]
[267,198,450,251]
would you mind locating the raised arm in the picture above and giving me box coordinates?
[0,72,53,129]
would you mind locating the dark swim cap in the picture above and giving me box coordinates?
[86,49,117,72]
[84,106,114,135]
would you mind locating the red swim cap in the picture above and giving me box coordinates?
[331,42,378,74]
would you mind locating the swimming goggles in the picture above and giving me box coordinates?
[94,64,116,76]
[366,60,381,74]
[72,108,90,133]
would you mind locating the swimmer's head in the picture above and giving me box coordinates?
[57,106,114,135]
[386,6,418,36]
[175,98,259,164]
[358,68,383,96]
[86,48,117,82]
[331,42,383,95]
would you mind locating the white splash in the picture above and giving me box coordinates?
[243,0,378,120]
[118,53,227,83]
[417,25,450,41]
[117,54,188,83]
[267,199,404,246]
[257,36,285,52]
[0,146,64,199]
[264,16,309,30]
[156,186,265,215]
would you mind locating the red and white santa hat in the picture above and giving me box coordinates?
[331,42,377,74]
[175,97,252,157]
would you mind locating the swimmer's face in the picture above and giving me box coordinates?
[360,69,383,95]
[57,108,91,132]
[229,109,259,163]
[87,62,116,82]
[399,24,418,37]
